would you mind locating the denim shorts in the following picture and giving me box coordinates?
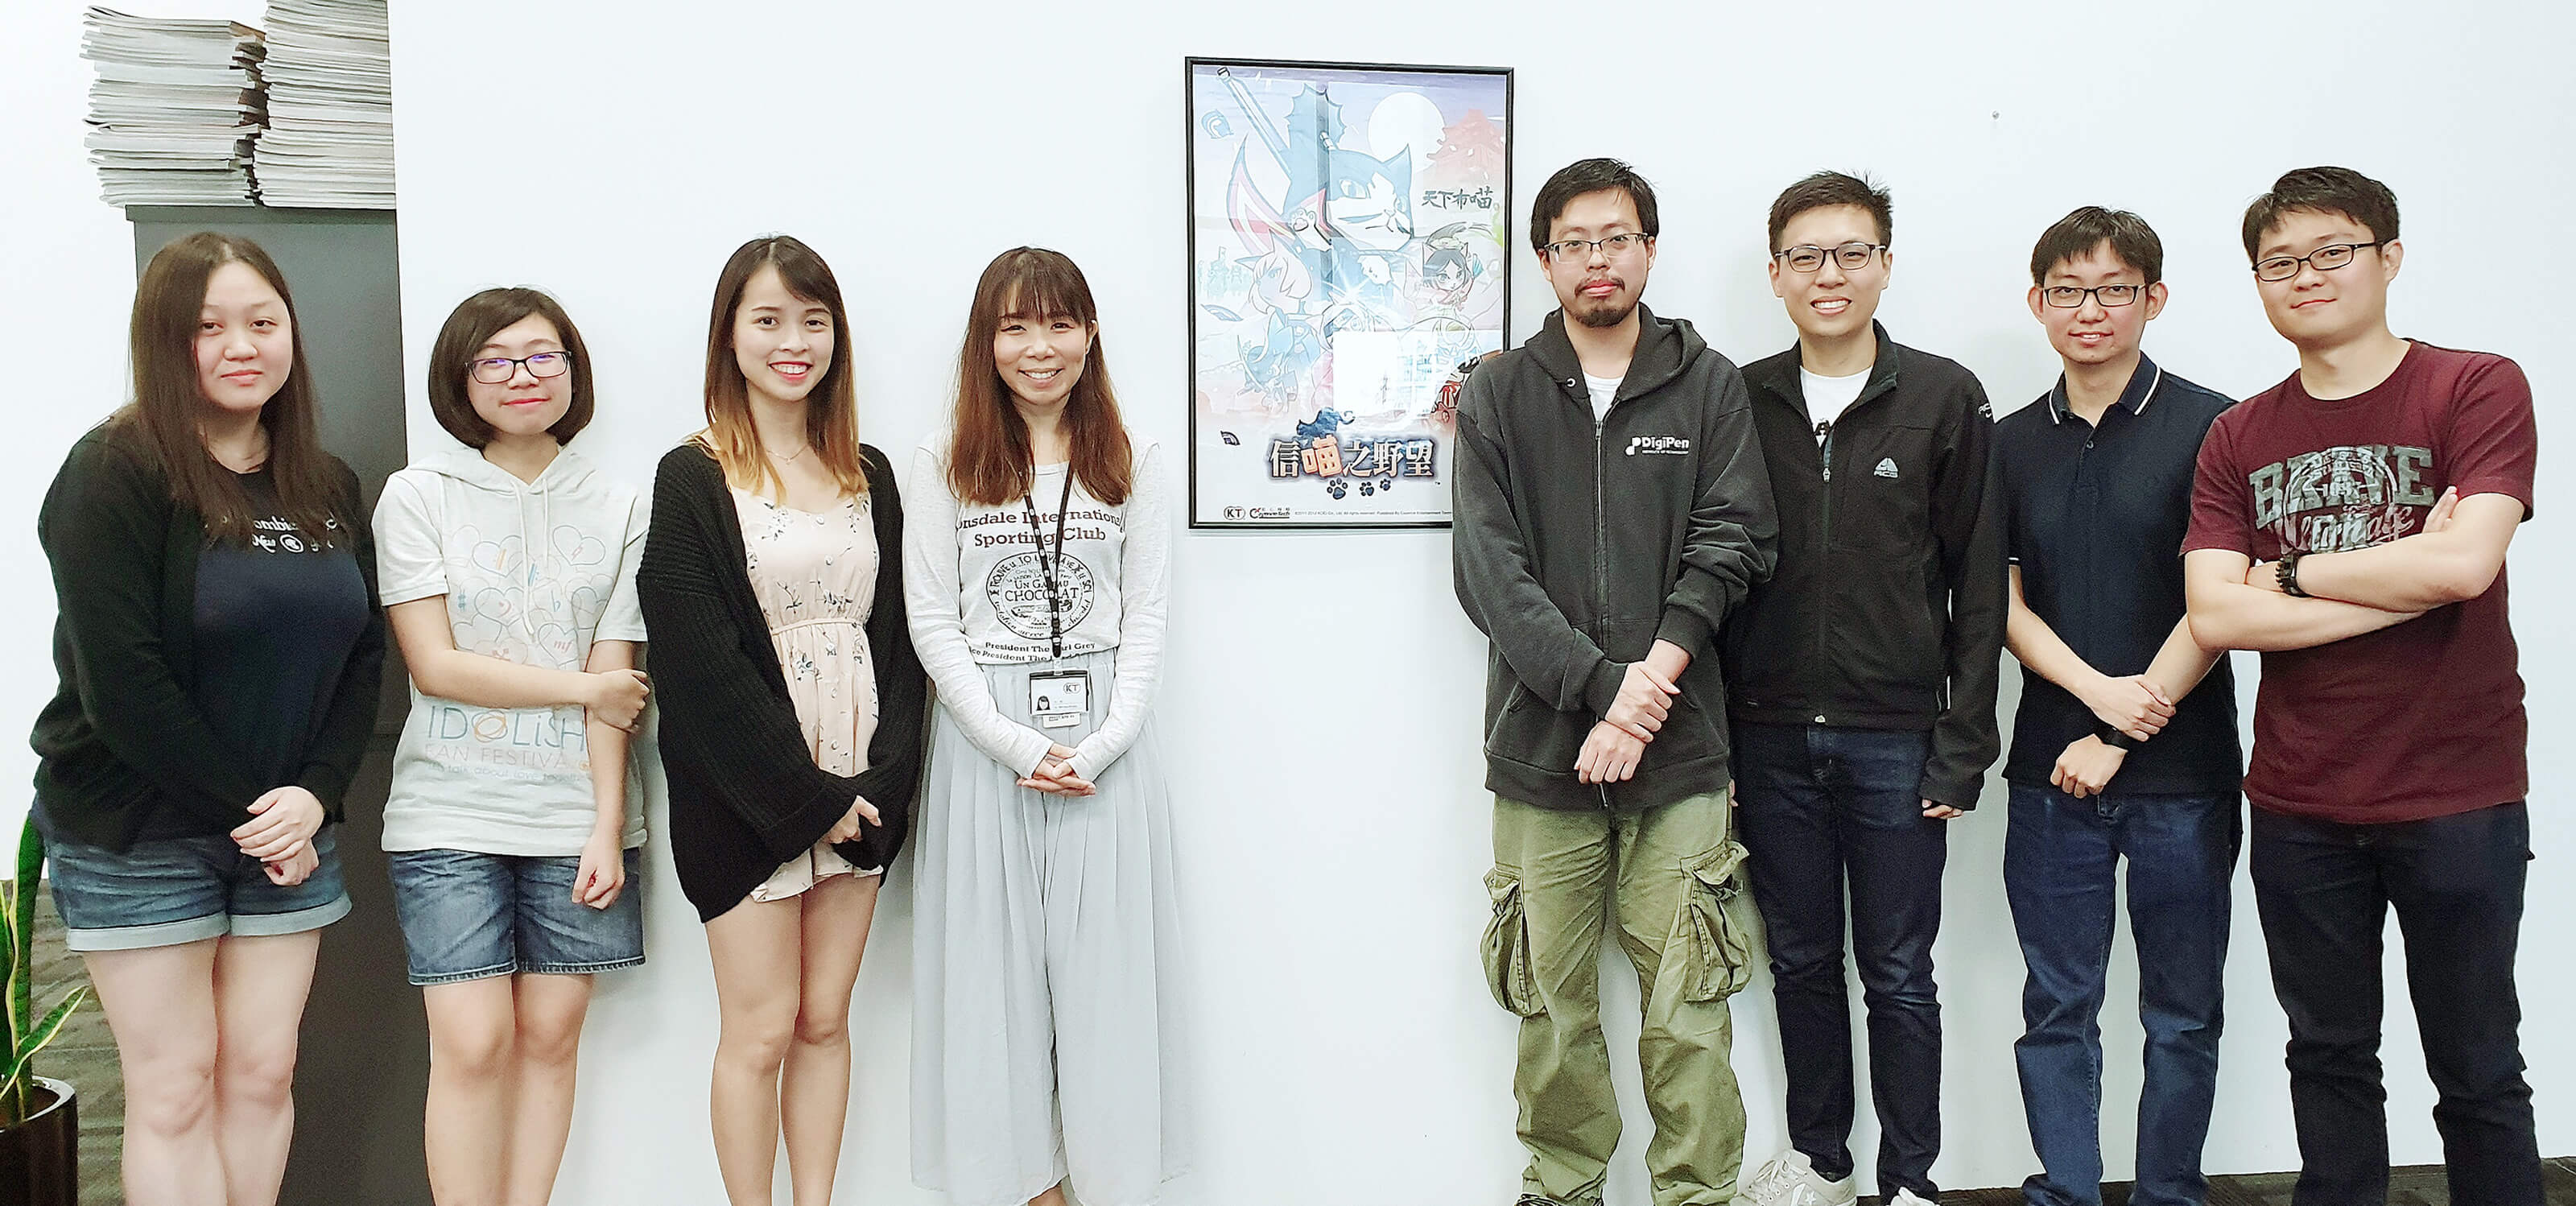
[46,827,352,952]
[387,848,646,986]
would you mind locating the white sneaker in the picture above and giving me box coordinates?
[1889,1191,1937,1206]
[1732,1150,1857,1206]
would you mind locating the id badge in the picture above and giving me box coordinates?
[1029,671,1092,729]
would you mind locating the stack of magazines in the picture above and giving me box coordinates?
[80,7,265,207]
[253,0,394,208]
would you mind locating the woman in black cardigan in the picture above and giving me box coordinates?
[636,235,926,1206]
[31,233,382,1205]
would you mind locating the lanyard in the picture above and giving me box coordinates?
[1019,469,1075,659]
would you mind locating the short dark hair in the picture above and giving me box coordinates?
[2241,166,2400,259]
[427,287,596,448]
[2029,206,2165,286]
[1530,158,1659,254]
[1769,171,1892,252]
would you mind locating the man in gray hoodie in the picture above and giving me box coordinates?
[1452,157,1777,1206]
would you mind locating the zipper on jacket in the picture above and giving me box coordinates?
[1589,378,1613,808]
[1813,419,1836,698]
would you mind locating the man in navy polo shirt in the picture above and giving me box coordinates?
[1992,207,2241,1206]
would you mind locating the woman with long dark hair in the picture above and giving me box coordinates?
[31,232,383,1205]
[636,234,927,1206]
[906,247,1188,1206]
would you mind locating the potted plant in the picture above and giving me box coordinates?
[1,816,87,1206]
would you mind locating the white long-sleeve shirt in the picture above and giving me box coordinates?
[904,436,1169,782]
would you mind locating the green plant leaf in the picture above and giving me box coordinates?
[0,985,91,1105]
[6,816,35,1056]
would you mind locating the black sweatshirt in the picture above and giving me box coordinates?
[637,443,927,922]
[1452,306,1777,812]
[31,423,385,852]
[1724,324,2007,809]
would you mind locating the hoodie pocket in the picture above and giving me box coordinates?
[1481,865,1545,1017]
[1487,694,1594,777]
[1676,840,1756,1002]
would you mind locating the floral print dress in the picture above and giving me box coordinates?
[733,487,881,898]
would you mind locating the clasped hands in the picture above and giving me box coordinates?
[233,785,326,887]
[1577,645,1688,786]
[1020,744,1096,797]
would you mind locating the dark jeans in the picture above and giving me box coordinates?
[1732,722,1944,1198]
[2004,785,2238,1206]
[2250,801,2540,1206]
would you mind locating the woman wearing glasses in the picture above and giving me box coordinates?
[638,235,927,1206]
[907,246,1188,1206]
[374,287,652,1206]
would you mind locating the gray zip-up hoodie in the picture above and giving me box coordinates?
[1451,305,1777,811]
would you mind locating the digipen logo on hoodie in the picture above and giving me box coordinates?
[1626,436,1690,456]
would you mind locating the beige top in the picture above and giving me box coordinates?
[733,487,881,896]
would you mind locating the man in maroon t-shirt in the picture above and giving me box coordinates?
[2183,166,2540,1204]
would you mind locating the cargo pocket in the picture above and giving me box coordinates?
[1480,865,1544,1017]
[1677,841,1756,1002]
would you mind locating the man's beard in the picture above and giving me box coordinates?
[1571,292,1637,328]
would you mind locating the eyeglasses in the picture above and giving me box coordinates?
[469,351,574,384]
[1542,232,1652,262]
[2252,242,2385,283]
[1775,242,1886,273]
[2040,283,2148,308]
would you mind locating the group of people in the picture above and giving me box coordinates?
[1455,158,2538,1206]
[33,235,1179,1206]
[23,154,2539,1206]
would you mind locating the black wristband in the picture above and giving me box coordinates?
[2095,721,2143,751]
[2277,550,2310,597]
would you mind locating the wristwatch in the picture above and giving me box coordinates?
[2095,721,2143,751]
[2276,550,2310,597]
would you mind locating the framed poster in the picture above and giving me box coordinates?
[1185,56,1513,529]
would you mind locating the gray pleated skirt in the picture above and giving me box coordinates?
[910,648,1192,1206]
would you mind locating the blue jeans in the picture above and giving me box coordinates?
[2004,785,2238,1206]
[2250,802,2540,1206]
[386,848,646,985]
[1732,722,1943,1198]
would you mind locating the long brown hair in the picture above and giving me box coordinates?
[947,247,1133,506]
[698,235,868,499]
[113,232,343,543]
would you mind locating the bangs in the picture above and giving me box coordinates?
[991,250,1096,324]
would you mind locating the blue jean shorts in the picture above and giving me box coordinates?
[46,827,352,952]
[386,848,646,986]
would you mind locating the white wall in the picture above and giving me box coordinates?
[11,0,2570,1199]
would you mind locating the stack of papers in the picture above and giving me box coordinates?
[254,0,393,209]
[81,7,265,207]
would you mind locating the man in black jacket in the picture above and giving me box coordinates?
[1453,157,1776,1206]
[1725,172,2006,1206]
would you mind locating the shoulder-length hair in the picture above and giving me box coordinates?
[427,287,597,448]
[946,247,1133,507]
[113,231,342,543]
[697,235,867,499]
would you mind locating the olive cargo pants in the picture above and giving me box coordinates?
[1484,791,1755,1206]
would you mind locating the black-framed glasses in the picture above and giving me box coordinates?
[2041,283,2148,308]
[1775,242,1885,273]
[469,351,574,384]
[2252,241,2385,283]
[1542,232,1652,261]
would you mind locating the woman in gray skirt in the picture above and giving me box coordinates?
[903,246,1188,1206]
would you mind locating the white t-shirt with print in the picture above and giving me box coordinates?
[1801,366,1870,443]
[374,447,649,856]
[903,435,1170,783]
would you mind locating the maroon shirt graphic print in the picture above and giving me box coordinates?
[2184,341,2536,824]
